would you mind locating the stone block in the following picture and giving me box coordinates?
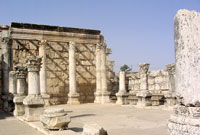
[40,108,70,130]
[82,123,108,135]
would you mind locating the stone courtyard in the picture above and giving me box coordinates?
[0,9,200,135]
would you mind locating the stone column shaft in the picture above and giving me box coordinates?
[68,41,80,104]
[9,71,17,95]
[94,43,102,103]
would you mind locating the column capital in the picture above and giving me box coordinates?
[14,66,27,79]
[166,63,175,75]
[139,63,150,74]
[0,37,12,44]
[39,40,47,46]
[26,56,42,72]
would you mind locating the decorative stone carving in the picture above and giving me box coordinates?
[13,66,27,116]
[168,9,200,135]
[40,108,71,130]
[82,123,108,135]
[116,71,128,105]
[136,63,151,107]
[23,56,44,121]
[67,41,80,105]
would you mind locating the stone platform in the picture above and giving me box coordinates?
[15,103,172,135]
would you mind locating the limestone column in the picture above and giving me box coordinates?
[136,63,151,106]
[94,43,102,103]
[168,10,200,135]
[67,41,80,105]
[165,63,176,106]
[13,66,27,116]
[116,71,128,105]
[1,37,12,111]
[100,38,110,104]
[9,71,17,95]
[23,56,44,121]
[39,40,50,106]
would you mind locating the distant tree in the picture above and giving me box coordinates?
[120,64,132,72]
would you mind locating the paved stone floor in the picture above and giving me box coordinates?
[0,110,44,135]
[47,103,173,135]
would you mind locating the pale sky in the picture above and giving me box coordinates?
[1,0,200,71]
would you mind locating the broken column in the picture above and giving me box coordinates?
[136,63,151,107]
[1,36,12,111]
[13,66,27,116]
[116,71,128,105]
[165,63,176,106]
[39,40,50,106]
[9,71,17,95]
[168,9,200,134]
[23,56,44,121]
[94,43,102,104]
[67,41,80,105]
[100,36,110,104]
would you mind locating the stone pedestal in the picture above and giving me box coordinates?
[168,9,200,134]
[136,63,151,107]
[40,108,70,130]
[116,72,128,105]
[128,91,138,105]
[13,66,27,116]
[39,40,50,106]
[151,93,164,106]
[23,56,44,121]
[168,105,200,135]
[165,92,176,106]
[136,91,151,107]
[67,41,80,105]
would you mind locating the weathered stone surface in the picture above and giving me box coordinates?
[82,123,108,135]
[40,108,70,130]
[175,9,200,105]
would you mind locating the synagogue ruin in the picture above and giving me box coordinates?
[0,9,199,135]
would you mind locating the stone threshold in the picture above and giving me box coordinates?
[15,116,80,135]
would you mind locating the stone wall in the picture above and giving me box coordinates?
[10,23,115,105]
[128,69,169,94]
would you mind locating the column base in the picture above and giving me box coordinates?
[151,93,164,106]
[23,95,44,122]
[164,93,177,106]
[128,91,138,105]
[94,91,102,104]
[67,93,80,105]
[101,91,110,104]
[116,92,129,105]
[136,91,152,107]
[41,94,50,107]
[13,96,26,116]
[168,105,200,135]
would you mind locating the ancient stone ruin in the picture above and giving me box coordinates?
[168,9,200,134]
[0,9,199,135]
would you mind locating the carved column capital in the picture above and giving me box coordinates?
[1,37,12,44]
[39,40,47,46]
[14,66,27,79]
[26,56,42,72]
[69,41,76,50]
[139,63,150,74]
[166,63,175,75]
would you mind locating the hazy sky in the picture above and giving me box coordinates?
[1,0,200,71]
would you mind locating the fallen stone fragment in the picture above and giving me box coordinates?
[82,123,108,135]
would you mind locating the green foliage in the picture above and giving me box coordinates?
[120,64,132,72]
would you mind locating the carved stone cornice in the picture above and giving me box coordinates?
[14,66,27,79]
[139,63,150,74]
[166,63,175,75]
[26,56,42,72]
